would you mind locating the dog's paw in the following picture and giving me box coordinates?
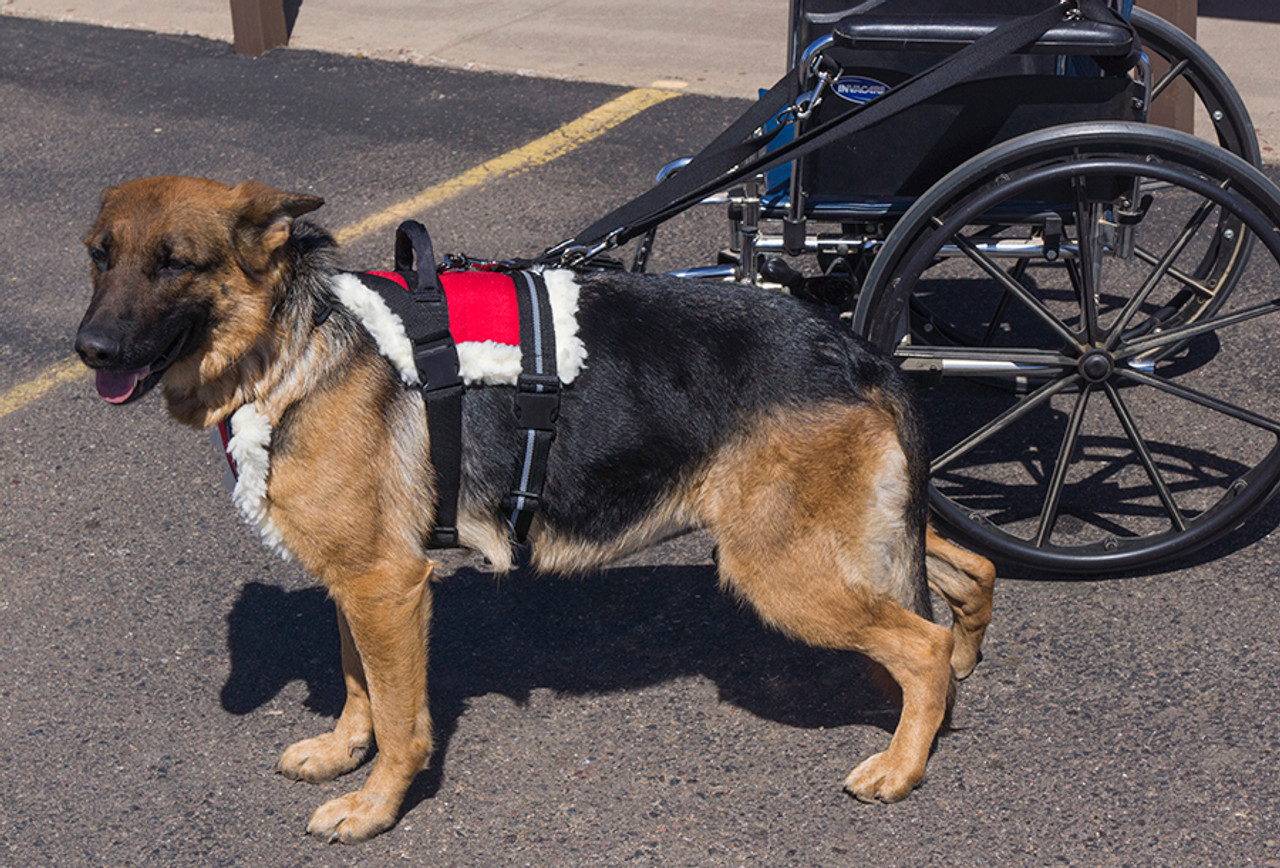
[278,733,371,784]
[306,791,398,843]
[843,751,922,804]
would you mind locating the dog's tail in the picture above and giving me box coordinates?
[872,381,996,678]
[868,381,935,623]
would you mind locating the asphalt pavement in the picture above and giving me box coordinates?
[2,10,1280,868]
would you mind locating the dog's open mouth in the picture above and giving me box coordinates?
[94,327,190,405]
[96,366,152,404]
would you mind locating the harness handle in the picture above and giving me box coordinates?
[394,220,443,303]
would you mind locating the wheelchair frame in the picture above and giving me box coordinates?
[548,0,1280,575]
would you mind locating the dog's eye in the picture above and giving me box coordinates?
[161,257,193,275]
[89,247,109,269]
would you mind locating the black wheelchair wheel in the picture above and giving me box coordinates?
[854,123,1280,573]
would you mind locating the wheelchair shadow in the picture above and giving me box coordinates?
[221,562,891,807]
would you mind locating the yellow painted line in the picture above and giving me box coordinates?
[1,86,683,422]
[335,86,681,245]
[0,357,88,421]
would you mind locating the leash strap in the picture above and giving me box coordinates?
[505,270,560,543]
[544,0,1117,260]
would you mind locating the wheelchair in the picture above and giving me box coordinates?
[548,0,1280,574]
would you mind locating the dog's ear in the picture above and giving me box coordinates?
[231,181,325,269]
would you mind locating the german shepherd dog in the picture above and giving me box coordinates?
[75,176,995,843]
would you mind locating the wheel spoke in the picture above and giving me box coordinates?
[931,373,1082,474]
[1117,297,1280,358]
[1150,57,1191,102]
[1106,195,1219,350]
[1035,384,1094,547]
[1117,367,1280,435]
[1102,382,1188,531]
[1132,244,1216,299]
[946,226,1081,349]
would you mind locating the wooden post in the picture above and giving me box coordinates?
[1137,0,1198,133]
[230,0,289,56]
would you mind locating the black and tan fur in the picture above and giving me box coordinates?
[75,176,995,843]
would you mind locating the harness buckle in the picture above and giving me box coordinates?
[414,332,462,391]
[514,373,561,431]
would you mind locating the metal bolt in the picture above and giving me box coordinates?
[1212,109,1225,122]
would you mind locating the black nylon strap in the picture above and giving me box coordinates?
[377,221,464,548]
[545,0,1099,257]
[505,270,560,543]
[543,73,800,260]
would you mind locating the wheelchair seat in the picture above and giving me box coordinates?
[832,14,1134,57]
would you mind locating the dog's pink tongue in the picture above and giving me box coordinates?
[95,367,148,404]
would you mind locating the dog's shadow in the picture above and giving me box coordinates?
[221,560,893,811]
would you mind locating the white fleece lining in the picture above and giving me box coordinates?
[456,340,523,386]
[329,272,420,386]
[542,268,588,382]
[326,270,587,386]
[225,402,292,561]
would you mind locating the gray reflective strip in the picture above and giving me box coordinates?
[519,271,545,378]
[510,428,538,527]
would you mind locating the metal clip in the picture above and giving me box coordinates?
[560,228,625,266]
[795,54,840,122]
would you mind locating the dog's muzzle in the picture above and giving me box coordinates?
[75,323,190,405]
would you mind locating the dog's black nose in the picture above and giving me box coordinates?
[75,326,122,368]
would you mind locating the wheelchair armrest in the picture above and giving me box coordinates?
[832,14,1134,57]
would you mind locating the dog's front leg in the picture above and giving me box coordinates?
[279,607,374,782]
[304,560,435,843]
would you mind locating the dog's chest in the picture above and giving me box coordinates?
[209,267,590,560]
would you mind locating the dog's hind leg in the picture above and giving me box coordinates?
[303,559,435,844]
[701,404,955,803]
[718,544,955,803]
[926,529,995,679]
[278,607,374,782]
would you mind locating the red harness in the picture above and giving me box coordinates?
[365,269,521,348]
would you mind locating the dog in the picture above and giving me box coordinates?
[75,175,995,843]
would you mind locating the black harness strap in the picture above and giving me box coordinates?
[505,270,560,543]
[369,220,464,549]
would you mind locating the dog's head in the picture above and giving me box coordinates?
[75,176,323,407]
